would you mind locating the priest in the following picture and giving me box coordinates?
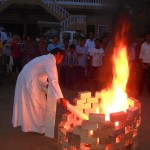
[12,48,68,138]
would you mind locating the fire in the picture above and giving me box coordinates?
[100,21,130,121]
[89,130,93,135]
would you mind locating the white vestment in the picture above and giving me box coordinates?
[12,53,63,138]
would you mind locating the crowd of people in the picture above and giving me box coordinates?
[0,26,150,97]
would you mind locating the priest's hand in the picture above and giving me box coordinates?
[60,98,68,109]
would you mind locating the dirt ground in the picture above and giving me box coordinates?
[0,76,150,150]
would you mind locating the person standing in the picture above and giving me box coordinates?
[139,33,150,94]
[60,38,70,87]
[85,32,95,79]
[10,35,22,81]
[36,35,47,56]
[85,32,95,53]
[0,26,7,84]
[12,48,68,138]
[22,35,37,67]
[76,37,88,89]
[47,35,63,53]
[64,44,78,89]
[90,38,105,90]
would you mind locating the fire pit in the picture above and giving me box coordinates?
[57,19,141,150]
[58,91,141,150]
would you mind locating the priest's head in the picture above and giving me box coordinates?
[50,48,65,64]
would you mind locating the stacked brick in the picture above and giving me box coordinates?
[58,91,141,150]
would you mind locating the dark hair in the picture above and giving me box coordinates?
[94,38,100,42]
[52,35,59,40]
[80,37,86,41]
[63,38,69,43]
[69,44,76,49]
[50,48,65,55]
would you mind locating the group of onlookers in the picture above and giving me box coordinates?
[127,33,150,97]
[0,26,150,97]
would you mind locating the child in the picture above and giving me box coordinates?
[64,44,78,89]
[90,38,105,90]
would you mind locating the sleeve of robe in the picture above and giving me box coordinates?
[44,55,63,138]
[45,56,63,100]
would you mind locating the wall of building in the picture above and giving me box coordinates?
[87,12,113,38]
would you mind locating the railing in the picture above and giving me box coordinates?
[42,0,70,19]
[0,14,20,21]
[0,0,7,4]
[55,0,118,6]
[61,15,86,28]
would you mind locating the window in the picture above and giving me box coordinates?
[98,25,107,38]
[62,32,71,40]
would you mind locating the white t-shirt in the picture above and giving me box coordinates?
[139,42,150,63]
[85,39,95,53]
[90,47,104,67]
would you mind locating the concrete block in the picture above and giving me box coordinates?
[62,112,74,122]
[77,103,92,110]
[90,144,106,150]
[62,140,71,149]
[113,126,125,137]
[99,137,114,145]
[58,121,70,130]
[75,117,83,126]
[91,103,100,109]
[66,132,80,148]
[95,91,102,98]
[98,121,115,131]
[73,105,84,113]
[125,126,133,134]
[126,107,140,118]
[73,126,88,136]
[110,111,126,122]
[128,98,135,107]
[124,131,133,141]
[87,97,99,103]
[89,113,105,123]
[73,98,86,105]
[125,118,134,127]
[82,120,98,131]
[93,129,114,139]
[80,135,97,145]
[84,108,96,115]
[129,97,141,108]
[58,128,67,138]
[80,143,91,150]
[78,91,91,99]
[112,141,125,149]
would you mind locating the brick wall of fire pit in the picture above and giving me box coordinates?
[58,91,141,150]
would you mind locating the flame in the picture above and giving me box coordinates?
[89,130,93,135]
[100,20,130,121]
[97,138,99,144]
[96,107,99,113]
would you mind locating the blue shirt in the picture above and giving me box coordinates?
[47,43,63,51]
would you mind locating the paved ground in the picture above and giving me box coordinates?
[0,77,150,150]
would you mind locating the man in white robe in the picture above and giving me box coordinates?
[12,48,68,138]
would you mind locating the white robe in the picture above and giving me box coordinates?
[12,53,63,138]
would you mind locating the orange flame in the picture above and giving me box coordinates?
[100,20,130,121]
